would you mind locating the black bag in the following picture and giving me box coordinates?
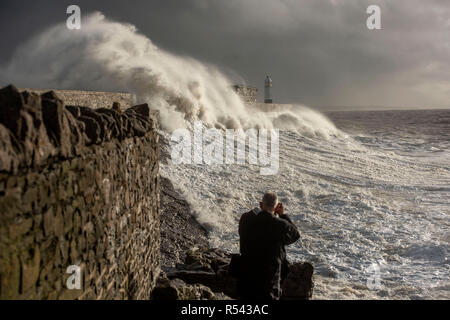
[229,254,243,279]
[280,258,291,285]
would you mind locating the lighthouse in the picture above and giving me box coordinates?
[264,75,273,104]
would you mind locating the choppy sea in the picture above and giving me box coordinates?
[161,108,450,300]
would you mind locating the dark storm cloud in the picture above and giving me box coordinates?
[1,0,449,108]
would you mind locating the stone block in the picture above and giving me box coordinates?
[8,217,33,240]
[21,245,41,293]
[0,252,21,299]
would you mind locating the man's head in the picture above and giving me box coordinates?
[260,192,279,213]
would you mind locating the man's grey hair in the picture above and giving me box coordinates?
[262,192,278,210]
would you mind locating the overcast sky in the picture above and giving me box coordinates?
[1,0,450,108]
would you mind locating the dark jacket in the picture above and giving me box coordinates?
[238,209,300,300]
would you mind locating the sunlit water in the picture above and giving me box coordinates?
[161,109,450,300]
[2,12,448,300]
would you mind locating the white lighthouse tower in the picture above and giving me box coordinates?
[264,75,273,104]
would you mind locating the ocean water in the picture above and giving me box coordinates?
[161,108,450,300]
[2,12,448,300]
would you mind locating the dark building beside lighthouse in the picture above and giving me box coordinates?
[233,76,273,104]
[232,85,258,103]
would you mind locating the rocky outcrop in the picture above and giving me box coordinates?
[154,247,314,300]
[159,177,209,271]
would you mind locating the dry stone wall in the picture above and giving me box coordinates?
[0,85,160,300]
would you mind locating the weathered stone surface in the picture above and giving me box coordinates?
[0,252,21,299]
[21,245,41,293]
[151,274,217,300]
[167,270,217,288]
[233,85,258,103]
[0,85,56,172]
[0,124,19,173]
[0,85,160,300]
[8,217,33,239]
[24,89,135,110]
[159,176,209,271]
[0,85,157,173]
[281,262,315,300]
[21,91,57,164]
[184,247,230,273]
[0,85,25,139]
[166,248,237,299]
[163,247,314,300]
[40,91,71,157]
[126,103,150,119]
[112,102,121,112]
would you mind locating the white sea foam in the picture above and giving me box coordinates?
[0,12,340,139]
[160,126,450,299]
[2,12,449,300]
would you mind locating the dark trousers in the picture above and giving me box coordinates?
[234,259,290,300]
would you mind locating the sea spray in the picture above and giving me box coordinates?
[171,121,280,175]
[5,12,447,300]
[0,12,340,138]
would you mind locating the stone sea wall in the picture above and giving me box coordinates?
[0,85,160,300]
[21,88,136,110]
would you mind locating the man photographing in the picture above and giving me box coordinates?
[237,192,301,300]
